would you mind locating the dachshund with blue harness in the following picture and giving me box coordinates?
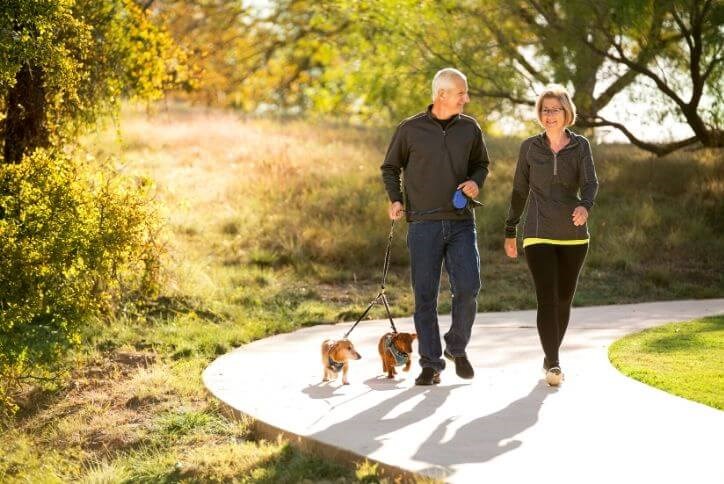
[378,331,417,379]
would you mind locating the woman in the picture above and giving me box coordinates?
[504,85,599,386]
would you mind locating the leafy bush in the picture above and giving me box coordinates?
[0,148,162,415]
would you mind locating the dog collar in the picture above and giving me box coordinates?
[385,335,409,366]
[327,355,345,372]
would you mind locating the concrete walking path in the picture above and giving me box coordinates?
[203,299,724,483]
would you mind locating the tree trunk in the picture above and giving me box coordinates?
[2,64,49,164]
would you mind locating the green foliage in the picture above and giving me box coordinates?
[0,0,189,155]
[0,148,162,416]
[174,0,721,153]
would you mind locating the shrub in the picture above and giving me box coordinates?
[0,148,162,416]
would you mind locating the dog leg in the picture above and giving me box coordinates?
[403,360,411,372]
[385,357,395,378]
[342,363,349,385]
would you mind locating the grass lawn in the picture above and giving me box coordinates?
[609,315,724,410]
[1,105,722,482]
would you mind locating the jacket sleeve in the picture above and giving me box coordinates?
[467,123,490,190]
[504,140,531,238]
[578,137,599,211]
[380,123,408,203]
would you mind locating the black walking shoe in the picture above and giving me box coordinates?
[415,367,441,385]
[444,349,475,379]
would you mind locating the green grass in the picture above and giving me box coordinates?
[609,315,724,410]
[2,105,722,482]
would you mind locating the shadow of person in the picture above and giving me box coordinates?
[310,384,466,455]
[413,381,553,473]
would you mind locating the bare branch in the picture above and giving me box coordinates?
[467,87,535,106]
[477,8,550,85]
[670,9,694,53]
[579,112,699,156]
[701,54,723,83]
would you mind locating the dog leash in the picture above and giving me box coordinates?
[343,220,398,338]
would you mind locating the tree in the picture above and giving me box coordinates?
[0,0,185,415]
[369,0,722,155]
[577,0,723,153]
[218,0,722,155]
[0,0,188,163]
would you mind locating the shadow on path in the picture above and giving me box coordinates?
[311,384,466,455]
[413,381,553,478]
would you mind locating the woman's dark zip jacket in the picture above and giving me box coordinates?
[505,129,599,240]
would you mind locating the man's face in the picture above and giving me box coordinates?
[439,78,470,114]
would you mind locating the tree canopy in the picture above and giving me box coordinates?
[166,0,722,155]
[0,0,188,163]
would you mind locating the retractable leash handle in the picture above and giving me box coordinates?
[405,189,483,217]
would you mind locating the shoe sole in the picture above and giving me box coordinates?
[444,351,474,379]
[415,370,441,385]
[415,376,440,385]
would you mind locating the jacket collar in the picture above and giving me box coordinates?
[425,104,461,124]
[535,128,581,150]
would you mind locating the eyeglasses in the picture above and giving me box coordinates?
[541,108,564,116]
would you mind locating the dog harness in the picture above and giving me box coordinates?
[327,356,345,372]
[384,335,409,366]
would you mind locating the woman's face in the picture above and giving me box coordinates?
[540,97,566,131]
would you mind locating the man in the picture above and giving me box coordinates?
[380,68,490,385]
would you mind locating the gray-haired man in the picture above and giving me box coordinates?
[381,68,490,385]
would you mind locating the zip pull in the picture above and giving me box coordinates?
[553,152,558,176]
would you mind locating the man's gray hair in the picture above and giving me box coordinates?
[431,68,467,102]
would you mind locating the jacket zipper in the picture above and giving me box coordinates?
[553,152,558,176]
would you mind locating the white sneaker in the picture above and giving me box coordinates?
[546,366,564,386]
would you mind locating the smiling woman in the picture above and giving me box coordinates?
[504,84,599,387]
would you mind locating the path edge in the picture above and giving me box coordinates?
[202,377,431,483]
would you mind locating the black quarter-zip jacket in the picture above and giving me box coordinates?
[380,105,490,221]
[505,130,599,240]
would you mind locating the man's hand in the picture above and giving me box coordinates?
[389,201,404,220]
[457,180,479,199]
[504,238,518,258]
[572,206,589,226]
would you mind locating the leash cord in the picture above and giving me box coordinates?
[343,220,398,338]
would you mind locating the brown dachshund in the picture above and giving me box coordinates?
[378,332,416,379]
[321,338,361,385]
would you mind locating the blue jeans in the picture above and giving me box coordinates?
[407,219,481,371]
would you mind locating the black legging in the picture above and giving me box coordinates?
[524,243,588,368]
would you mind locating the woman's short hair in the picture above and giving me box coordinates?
[432,68,467,102]
[536,85,577,127]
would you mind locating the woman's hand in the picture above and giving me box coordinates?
[504,238,518,258]
[572,206,589,226]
